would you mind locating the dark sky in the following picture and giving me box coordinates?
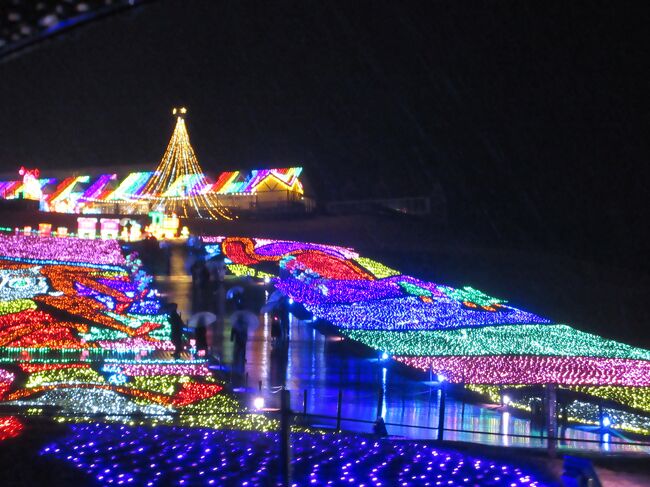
[0,0,648,271]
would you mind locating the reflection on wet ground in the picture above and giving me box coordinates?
[154,246,650,454]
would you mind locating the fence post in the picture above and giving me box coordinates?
[376,386,384,421]
[280,388,292,485]
[336,389,343,431]
[437,381,446,441]
[545,384,557,457]
[461,398,466,423]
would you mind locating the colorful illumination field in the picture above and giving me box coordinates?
[0,166,303,211]
[212,236,650,433]
[0,234,272,433]
[0,234,553,487]
[41,423,548,486]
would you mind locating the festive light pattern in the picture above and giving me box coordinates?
[466,383,650,435]
[394,355,650,387]
[105,171,153,201]
[0,369,14,399]
[303,297,548,331]
[342,325,650,360]
[0,236,174,352]
[134,109,230,220]
[353,257,401,278]
[210,167,304,194]
[2,231,649,449]
[0,237,278,436]
[46,175,90,208]
[2,356,259,427]
[0,175,54,200]
[219,237,548,331]
[570,386,650,414]
[42,424,548,486]
[226,264,275,279]
[215,235,650,408]
[1,165,306,215]
[565,401,650,436]
[0,416,23,441]
[80,174,117,201]
[0,235,125,265]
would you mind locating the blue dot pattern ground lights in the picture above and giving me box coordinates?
[41,423,549,486]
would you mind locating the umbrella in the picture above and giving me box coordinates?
[230,310,259,333]
[226,286,244,300]
[206,256,226,280]
[188,311,217,328]
[289,301,313,321]
[267,290,285,303]
[260,290,286,313]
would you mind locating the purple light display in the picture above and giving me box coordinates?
[0,235,125,266]
[42,423,549,486]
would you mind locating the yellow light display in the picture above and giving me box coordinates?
[139,108,231,220]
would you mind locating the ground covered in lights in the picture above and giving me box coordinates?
[0,234,271,431]
[209,236,650,437]
[0,234,557,485]
[38,423,548,487]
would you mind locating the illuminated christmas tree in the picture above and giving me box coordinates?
[141,108,230,219]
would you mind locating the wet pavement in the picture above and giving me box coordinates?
[154,245,650,454]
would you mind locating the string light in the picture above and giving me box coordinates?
[352,257,400,278]
[570,385,650,414]
[0,236,175,353]
[394,355,650,387]
[302,296,547,331]
[41,424,547,486]
[0,416,23,441]
[2,231,650,448]
[0,235,125,265]
[342,325,650,360]
[0,369,14,399]
[136,109,231,220]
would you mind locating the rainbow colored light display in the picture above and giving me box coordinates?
[210,167,303,194]
[0,234,271,434]
[214,236,650,433]
[0,166,303,214]
[0,110,304,220]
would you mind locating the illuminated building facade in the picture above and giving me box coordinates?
[0,110,309,218]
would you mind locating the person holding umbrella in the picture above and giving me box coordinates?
[188,311,216,357]
[229,301,259,374]
[165,302,185,359]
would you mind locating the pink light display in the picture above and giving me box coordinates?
[394,355,650,387]
[0,369,15,399]
[0,235,125,265]
[113,363,213,377]
[97,337,175,352]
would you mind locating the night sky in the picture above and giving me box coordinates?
[0,0,648,271]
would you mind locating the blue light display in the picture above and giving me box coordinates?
[42,423,548,486]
